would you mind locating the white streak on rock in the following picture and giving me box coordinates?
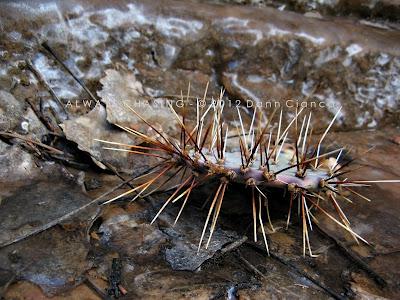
[346,44,363,57]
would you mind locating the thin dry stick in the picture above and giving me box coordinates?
[0,131,64,155]
[25,58,67,115]
[41,41,98,102]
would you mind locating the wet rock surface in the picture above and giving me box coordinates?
[97,204,169,263]
[0,163,99,247]
[0,227,92,296]
[1,129,399,298]
[0,164,98,296]
[0,90,47,136]
[0,0,399,132]
[319,128,400,297]
[0,141,40,185]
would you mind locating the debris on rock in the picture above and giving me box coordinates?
[98,69,179,135]
[61,104,157,174]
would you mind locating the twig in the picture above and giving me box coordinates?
[39,42,138,191]
[314,223,387,287]
[246,242,345,300]
[84,276,108,300]
[25,97,63,134]
[235,249,265,279]
[0,131,64,155]
[220,236,248,254]
[235,249,303,298]
[25,58,67,117]
[41,41,97,102]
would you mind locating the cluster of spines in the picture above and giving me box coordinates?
[96,84,400,256]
